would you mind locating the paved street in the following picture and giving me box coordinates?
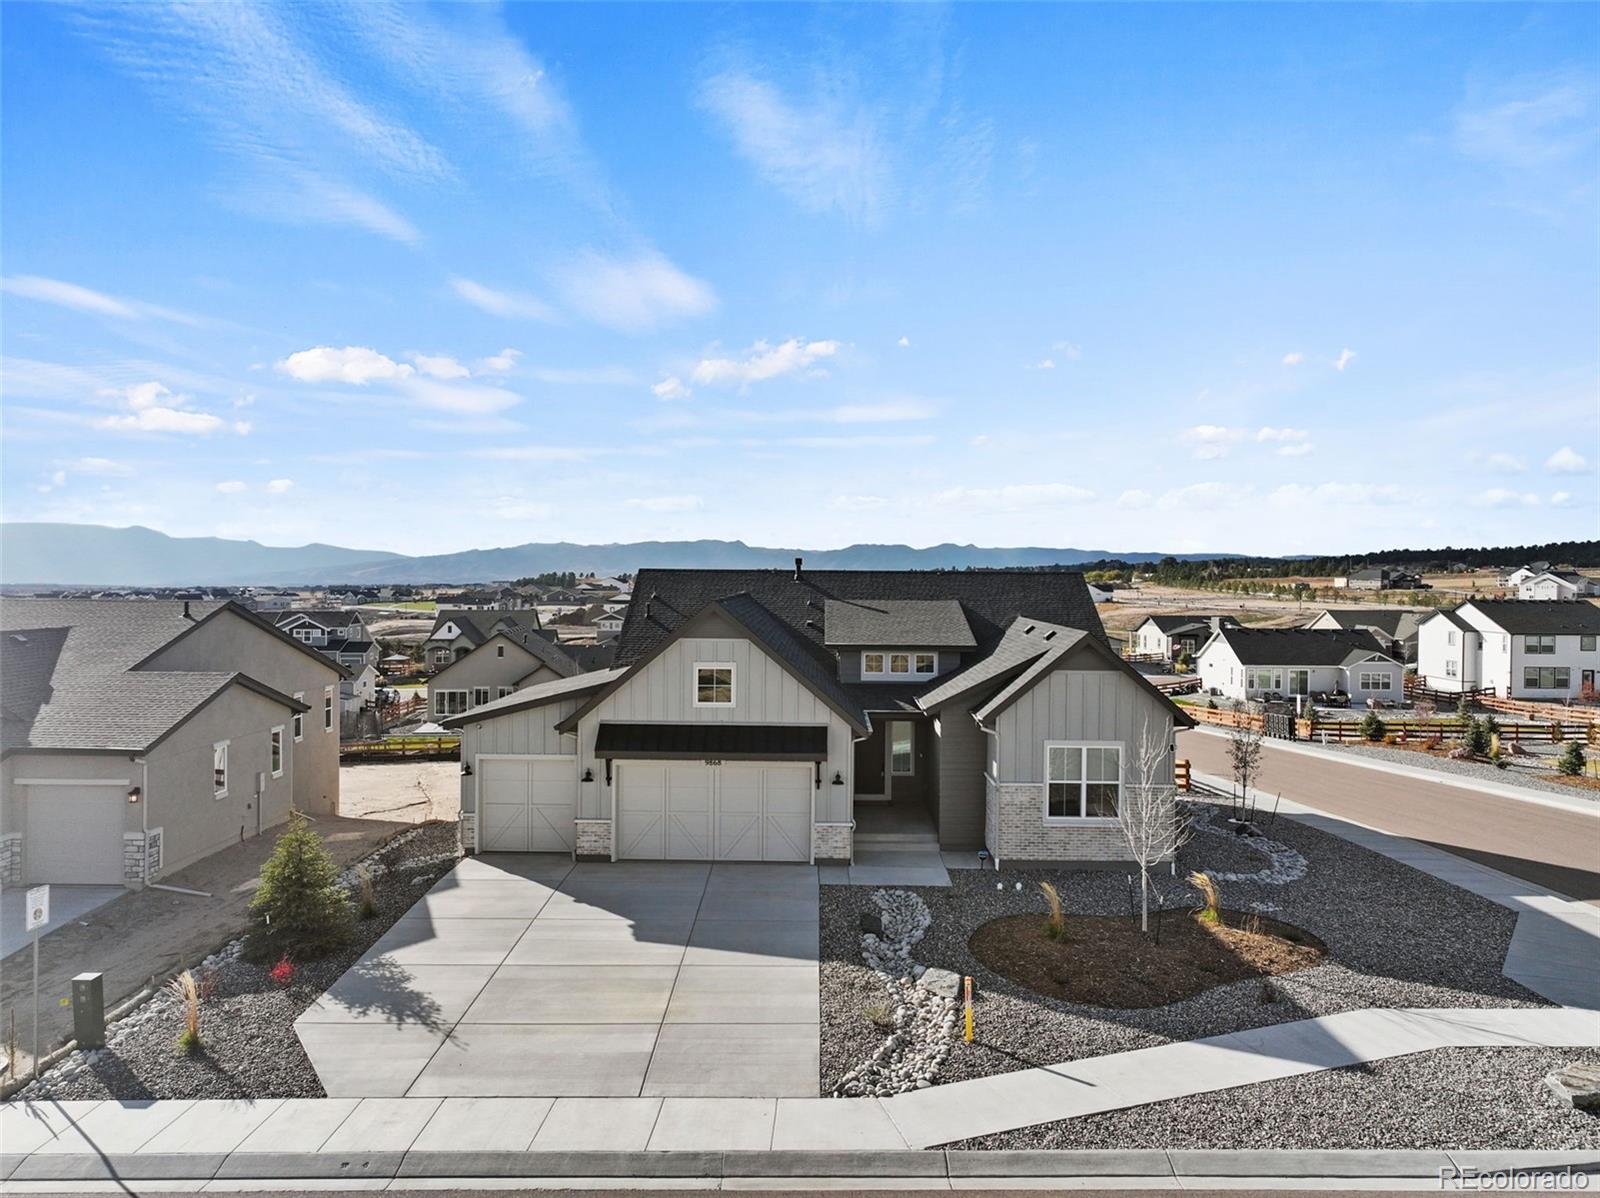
[1178,729,1600,903]
[295,855,821,1099]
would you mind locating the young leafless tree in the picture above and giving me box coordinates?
[1119,719,1193,933]
[1226,700,1263,825]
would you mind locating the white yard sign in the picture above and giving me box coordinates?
[25,885,49,933]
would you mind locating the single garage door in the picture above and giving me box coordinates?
[25,784,126,884]
[478,756,577,853]
[616,762,812,862]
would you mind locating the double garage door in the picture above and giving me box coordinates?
[478,756,578,853]
[616,762,812,862]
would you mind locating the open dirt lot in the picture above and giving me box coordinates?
[339,760,460,823]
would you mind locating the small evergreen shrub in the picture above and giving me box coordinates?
[246,814,354,961]
[1465,717,1493,757]
[1558,740,1587,777]
[1359,710,1386,742]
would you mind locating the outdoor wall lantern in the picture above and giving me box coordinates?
[831,771,845,786]
[126,786,141,804]
[582,767,594,783]
[460,762,473,777]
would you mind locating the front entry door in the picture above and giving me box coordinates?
[1288,669,1310,696]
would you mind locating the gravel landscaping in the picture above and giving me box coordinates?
[15,821,461,1102]
[941,1047,1600,1150]
[820,800,1543,1096]
[1330,740,1598,802]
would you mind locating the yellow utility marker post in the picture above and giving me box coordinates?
[964,975,974,1043]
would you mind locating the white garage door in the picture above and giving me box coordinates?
[616,762,812,862]
[25,785,126,884]
[478,756,577,853]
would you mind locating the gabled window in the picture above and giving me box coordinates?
[1358,671,1391,691]
[433,690,469,716]
[212,741,229,799]
[861,651,937,680]
[1045,743,1120,821]
[694,663,735,706]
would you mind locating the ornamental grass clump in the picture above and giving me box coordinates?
[167,970,202,1055]
[246,813,354,962]
[1189,871,1222,925]
[1039,881,1066,941]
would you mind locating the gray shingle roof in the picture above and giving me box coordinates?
[916,616,1078,710]
[1212,626,1394,667]
[1311,609,1423,639]
[1143,614,1239,636]
[440,667,628,728]
[822,599,976,649]
[427,609,542,646]
[0,599,311,754]
[1459,599,1600,635]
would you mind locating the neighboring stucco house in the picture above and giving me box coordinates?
[428,620,580,718]
[1,599,345,887]
[274,608,372,647]
[1304,608,1423,665]
[1130,614,1240,662]
[421,609,545,670]
[1196,626,1401,704]
[1416,600,1600,699]
[442,565,1191,868]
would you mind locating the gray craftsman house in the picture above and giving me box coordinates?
[1,599,344,887]
[424,609,582,718]
[443,563,1191,868]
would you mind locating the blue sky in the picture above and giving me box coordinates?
[2,2,1596,558]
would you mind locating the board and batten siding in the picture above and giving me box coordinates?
[993,668,1175,783]
[930,698,986,849]
[458,697,582,818]
[576,633,855,824]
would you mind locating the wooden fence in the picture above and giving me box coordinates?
[1479,694,1600,727]
[1174,759,1191,792]
[1184,705,1265,732]
[1153,676,1201,696]
[341,736,460,762]
[1304,718,1592,746]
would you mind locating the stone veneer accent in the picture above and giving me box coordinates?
[986,780,1130,866]
[813,821,852,864]
[575,818,613,860]
[0,833,21,886]
[122,832,147,886]
[458,811,477,855]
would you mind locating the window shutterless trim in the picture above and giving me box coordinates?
[692,662,736,707]
[270,726,285,778]
[292,692,305,741]
[213,739,230,800]
[323,686,335,732]
[1042,740,1122,825]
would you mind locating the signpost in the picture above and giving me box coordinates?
[25,885,49,1076]
[963,975,974,1043]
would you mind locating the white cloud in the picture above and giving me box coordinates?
[1182,424,1246,459]
[95,381,249,436]
[409,352,470,380]
[67,457,132,477]
[697,70,889,223]
[969,434,990,447]
[1282,351,1304,366]
[826,400,933,423]
[1472,488,1542,509]
[278,345,413,385]
[1546,446,1589,473]
[551,252,716,333]
[265,478,294,494]
[401,377,522,415]
[478,348,522,374]
[931,483,1094,512]
[1034,358,1056,370]
[0,275,196,324]
[1552,491,1574,507]
[1116,489,1153,509]
[1272,483,1411,506]
[831,494,887,511]
[692,339,839,388]
[1473,451,1526,473]
[215,480,247,494]
[1256,427,1309,442]
[652,376,692,401]
[1455,81,1596,171]
[625,494,703,512]
[1277,442,1315,458]
[1334,348,1356,371]
[1051,341,1082,360]
[896,336,910,348]
[449,277,557,322]
[489,496,554,522]
[1156,482,1252,511]
[525,365,637,385]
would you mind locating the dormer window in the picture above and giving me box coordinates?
[861,651,937,679]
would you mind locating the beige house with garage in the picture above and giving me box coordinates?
[443,564,1191,869]
[0,599,344,887]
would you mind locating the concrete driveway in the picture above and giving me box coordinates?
[296,856,821,1100]
[0,885,124,958]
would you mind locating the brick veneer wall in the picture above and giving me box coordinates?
[575,818,612,860]
[813,822,852,864]
[986,780,1131,866]
[122,831,146,885]
[458,811,477,855]
[0,833,20,886]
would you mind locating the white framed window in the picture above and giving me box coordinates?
[1248,669,1283,691]
[1583,635,1597,652]
[861,650,937,679]
[1445,659,1458,677]
[1524,666,1571,690]
[292,692,304,741]
[1447,630,1457,646]
[889,721,915,775]
[694,663,735,706]
[433,690,470,716]
[1525,634,1557,655]
[323,686,334,732]
[1045,742,1121,821]
[497,686,514,698]
[212,741,229,799]
[471,687,491,707]
[433,648,450,664]
[270,727,284,778]
[1358,671,1391,691]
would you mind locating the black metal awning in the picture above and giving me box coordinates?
[593,722,828,761]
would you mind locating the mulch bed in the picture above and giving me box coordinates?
[969,910,1325,1009]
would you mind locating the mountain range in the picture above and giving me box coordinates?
[0,523,1231,587]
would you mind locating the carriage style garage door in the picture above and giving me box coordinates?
[25,784,126,884]
[615,761,812,862]
[478,756,577,853]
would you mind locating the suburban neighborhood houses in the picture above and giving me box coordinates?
[1195,625,1403,705]
[1416,599,1600,699]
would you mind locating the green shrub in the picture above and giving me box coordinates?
[1558,740,1587,777]
[246,814,354,961]
[1455,694,1471,721]
[1465,717,1493,757]
[1358,710,1386,742]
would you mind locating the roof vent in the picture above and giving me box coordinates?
[804,619,820,631]
[1043,630,1056,640]
[1023,624,1036,635]
[182,601,192,619]
[793,556,804,581]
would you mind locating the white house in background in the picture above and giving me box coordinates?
[1501,562,1550,588]
[1416,600,1600,699]
[1130,614,1240,662]
[1086,583,1113,604]
[595,609,626,634]
[1196,626,1402,705]
[1518,571,1599,602]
